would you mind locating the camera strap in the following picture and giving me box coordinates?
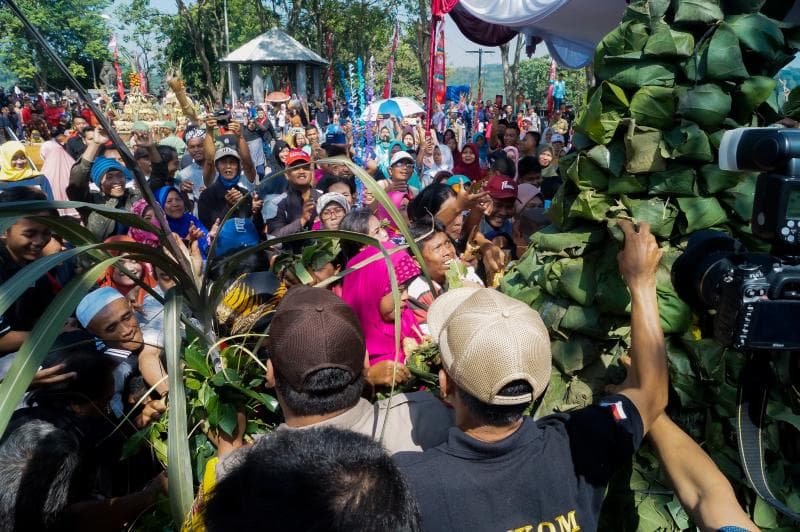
[736,355,800,522]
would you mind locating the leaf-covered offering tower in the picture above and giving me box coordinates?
[502,0,800,528]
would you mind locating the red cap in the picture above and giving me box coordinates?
[485,174,518,200]
[286,148,310,167]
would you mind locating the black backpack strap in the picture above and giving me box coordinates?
[736,355,800,523]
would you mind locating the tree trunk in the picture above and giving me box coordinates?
[500,36,524,105]
[175,0,221,102]
[413,0,431,96]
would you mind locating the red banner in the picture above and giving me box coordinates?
[382,22,400,99]
[433,23,446,105]
[325,31,333,108]
[432,0,459,16]
[546,59,557,115]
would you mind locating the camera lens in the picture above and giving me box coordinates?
[672,231,742,310]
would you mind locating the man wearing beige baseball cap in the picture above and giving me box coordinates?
[396,220,667,532]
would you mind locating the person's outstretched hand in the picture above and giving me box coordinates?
[616,219,661,288]
[29,363,77,389]
[366,360,411,387]
[135,397,167,428]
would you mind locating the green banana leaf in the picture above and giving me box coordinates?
[598,56,677,90]
[574,81,630,145]
[664,121,714,163]
[732,76,777,123]
[530,225,607,255]
[677,84,732,129]
[557,257,597,305]
[630,86,676,129]
[551,337,601,376]
[728,13,785,60]
[587,140,626,177]
[569,190,613,222]
[164,289,194,526]
[700,164,748,193]
[718,177,757,222]
[0,257,121,437]
[622,195,679,238]
[625,120,668,174]
[598,20,651,57]
[706,22,750,80]
[673,0,724,24]
[782,86,800,120]
[566,153,610,191]
[608,173,649,194]
[648,165,697,196]
[677,196,729,232]
[624,0,671,22]
[593,249,631,315]
[645,21,695,57]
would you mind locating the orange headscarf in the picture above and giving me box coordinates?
[98,235,157,306]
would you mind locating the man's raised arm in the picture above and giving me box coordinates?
[614,219,668,433]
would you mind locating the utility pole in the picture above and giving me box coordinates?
[224,0,235,105]
[466,48,495,101]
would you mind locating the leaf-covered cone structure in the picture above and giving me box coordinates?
[501,0,800,529]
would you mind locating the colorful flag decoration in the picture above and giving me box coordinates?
[546,59,557,115]
[108,35,125,102]
[325,32,334,109]
[433,23,446,105]
[382,21,400,99]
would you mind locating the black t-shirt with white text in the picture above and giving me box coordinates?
[394,394,643,532]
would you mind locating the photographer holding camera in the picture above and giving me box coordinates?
[673,127,800,524]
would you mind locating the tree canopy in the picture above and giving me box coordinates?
[0,0,112,90]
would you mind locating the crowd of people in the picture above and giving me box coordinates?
[0,83,760,532]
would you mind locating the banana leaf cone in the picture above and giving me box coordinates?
[501,0,800,528]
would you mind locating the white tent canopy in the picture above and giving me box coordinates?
[454,0,800,68]
[220,28,326,103]
[220,28,326,66]
[456,0,628,68]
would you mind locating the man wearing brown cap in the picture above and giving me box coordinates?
[396,220,667,532]
[216,285,453,476]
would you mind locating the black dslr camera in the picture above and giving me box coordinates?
[213,109,230,127]
[672,127,800,351]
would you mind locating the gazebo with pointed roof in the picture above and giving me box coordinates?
[220,28,327,103]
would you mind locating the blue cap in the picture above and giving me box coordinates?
[76,286,125,328]
[446,174,471,188]
[215,218,260,257]
[90,157,133,187]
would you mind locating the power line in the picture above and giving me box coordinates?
[466,48,495,99]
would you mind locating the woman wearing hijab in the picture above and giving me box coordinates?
[155,185,212,257]
[374,190,412,240]
[0,140,54,199]
[341,242,423,380]
[538,144,559,178]
[419,141,454,188]
[39,136,74,202]
[378,140,422,191]
[472,132,490,169]
[261,140,289,196]
[127,198,163,248]
[98,235,157,308]
[452,143,485,184]
[504,145,520,181]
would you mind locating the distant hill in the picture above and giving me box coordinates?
[449,64,800,105]
[447,63,504,100]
